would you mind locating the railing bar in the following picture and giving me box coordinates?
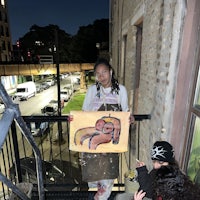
[8,131,14,174]
[5,139,10,178]
[21,132,28,158]
[0,172,30,200]
[0,164,7,200]
[11,121,23,183]
[15,116,45,200]
[48,124,53,161]
[39,136,44,160]
[0,110,15,150]
[22,115,69,122]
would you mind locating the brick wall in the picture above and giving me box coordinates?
[110,0,186,168]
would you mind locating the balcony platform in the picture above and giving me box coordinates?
[31,191,124,200]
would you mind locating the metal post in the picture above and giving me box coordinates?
[133,115,151,159]
[54,28,65,145]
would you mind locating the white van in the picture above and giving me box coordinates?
[14,81,36,100]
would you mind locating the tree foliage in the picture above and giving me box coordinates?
[17,19,109,63]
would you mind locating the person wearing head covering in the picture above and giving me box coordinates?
[135,141,178,199]
[133,164,200,200]
[152,164,200,200]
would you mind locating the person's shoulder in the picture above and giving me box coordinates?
[119,84,127,93]
[119,84,126,90]
[87,84,96,91]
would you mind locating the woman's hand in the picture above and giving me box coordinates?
[129,114,135,124]
[67,115,73,122]
[136,159,145,168]
[134,190,146,200]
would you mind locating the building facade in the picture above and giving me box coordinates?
[0,0,17,93]
[0,0,12,62]
[110,0,200,183]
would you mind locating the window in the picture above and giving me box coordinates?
[121,34,127,85]
[186,66,200,186]
[1,25,4,36]
[187,115,200,185]
[2,41,5,50]
[1,0,5,7]
[193,68,200,108]
[134,23,143,114]
[6,27,9,37]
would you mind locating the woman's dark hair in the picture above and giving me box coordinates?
[152,165,200,200]
[94,58,120,96]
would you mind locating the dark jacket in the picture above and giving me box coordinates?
[136,166,157,198]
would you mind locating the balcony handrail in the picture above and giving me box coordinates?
[0,82,45,200]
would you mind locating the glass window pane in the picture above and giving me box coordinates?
[194,67,200,108]
[187,116,200,185]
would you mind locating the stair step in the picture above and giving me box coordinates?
[31,191,123,200]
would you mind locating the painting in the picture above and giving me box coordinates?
[69,111,130,153]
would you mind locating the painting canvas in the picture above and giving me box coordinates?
[69,111,130,153]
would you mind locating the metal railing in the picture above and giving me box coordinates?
[0,81,45,200]
[0,81,151,199]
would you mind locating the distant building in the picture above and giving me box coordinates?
[0,0,12,62]
[0,0,17,93]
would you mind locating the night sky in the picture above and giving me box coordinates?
[7,0,109,44]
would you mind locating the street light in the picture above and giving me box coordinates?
[96,43,100,58]
[16,40,20,62]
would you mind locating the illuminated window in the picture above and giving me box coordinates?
[1,0,5,6]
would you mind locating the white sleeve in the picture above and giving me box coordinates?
[82,85,96,111]
[119,85,129,111]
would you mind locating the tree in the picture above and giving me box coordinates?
[16,19,109,63]
[69,19,109,62]
[18,24,72,63]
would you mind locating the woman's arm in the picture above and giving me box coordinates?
[119,85,129,111]
[82,85,95,111]
[136,166,153,198]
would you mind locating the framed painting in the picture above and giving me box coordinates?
[69,111,130,153]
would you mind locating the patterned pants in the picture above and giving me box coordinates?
[88,179,114,200]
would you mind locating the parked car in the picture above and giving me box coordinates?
[41,104,58,116]
[26,114,50,137]
[60,90,70,102]
[36,84,43,93]
[63,83,74,94]
[71,73,80,85]
[45,79,55,86]
[63,87,72,96]
[9,157,76,191]
[41,82,50,90]
[49,99,64,109]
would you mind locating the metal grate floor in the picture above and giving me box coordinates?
[31,191,123,200]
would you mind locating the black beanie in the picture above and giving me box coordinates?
[151,141,175,163]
